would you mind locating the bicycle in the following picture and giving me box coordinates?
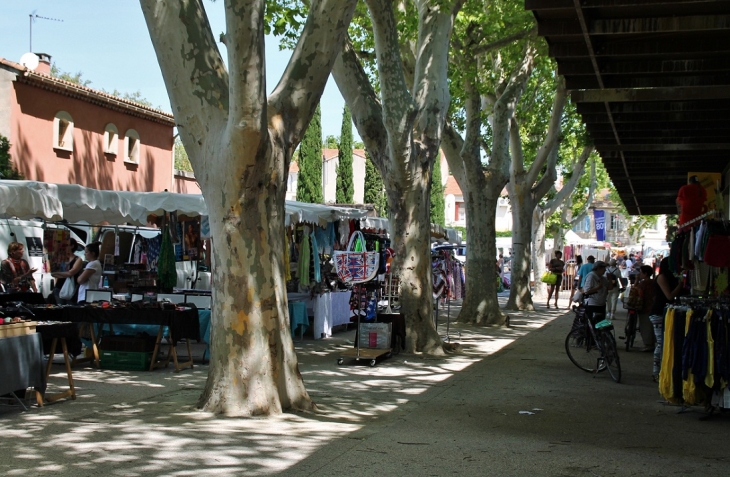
[565,304,622,383]
[620,303,639,352]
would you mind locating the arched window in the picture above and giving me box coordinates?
[53,111,74,151]
[124,129,140,164]
[104,123,118,155]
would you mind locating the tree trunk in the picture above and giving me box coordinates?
[199,159,312,415]
[458,180,506,325]
[532,207,548,303]
[506,180,535,311]
[387,173,444,354]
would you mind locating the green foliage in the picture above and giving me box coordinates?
[50,63,92,86]
[104,89,155,108]
[264,2,307,48]
[296,104,323,203]
[364,153,387,216]
[324,135,339,149]
[336,106,354,204]
[666,215,678,243]
[174,137,193,172]
[430,158,445,227]
[0,135,23,180]
[496,231,513,237]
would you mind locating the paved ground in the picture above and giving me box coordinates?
[2,293,730,476]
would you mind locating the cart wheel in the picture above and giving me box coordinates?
[337,358,344,365]
[369,359,377,367]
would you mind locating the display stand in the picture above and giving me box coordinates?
[337,283,392,367]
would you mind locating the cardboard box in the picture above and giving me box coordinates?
[0,321,37,338]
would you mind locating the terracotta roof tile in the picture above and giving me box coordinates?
[0,56,175,124]
[289,161,299,173]
[444,176,462,196]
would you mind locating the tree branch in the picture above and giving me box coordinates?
[332,35,390,175]
[569,158,597,227]
[442,122,467,187]
[365,0,416,141]
[224,0,267,153]
[509,117,524,175]
[268,0,357,149]
[473,25,537,56]
[532,142,560,203]
[140,0,229,170]
[492,43,535,178]
[525,75,567,186]
[545,146,594,216]
[412,0,462,154]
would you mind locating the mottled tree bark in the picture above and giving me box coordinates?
[141,0,357,416]
[505,78,567,311]
[333,0,462,353]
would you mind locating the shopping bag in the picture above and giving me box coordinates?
[572,289,583,302]
[59,277,76,300]
[541,271,557,285]
[333,231,379,284]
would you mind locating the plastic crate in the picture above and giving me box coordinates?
[100,350,153,371]
[99,335,156,352]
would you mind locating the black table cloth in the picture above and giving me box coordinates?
[30,306,200,342]
[0,333,46,396]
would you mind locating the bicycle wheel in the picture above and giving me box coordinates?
[600,332,622,383]
[624,311,636,351]
[565,325,601,373]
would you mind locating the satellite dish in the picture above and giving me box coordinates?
[19,52,39,71]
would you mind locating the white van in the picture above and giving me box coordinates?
[0,219,85,298]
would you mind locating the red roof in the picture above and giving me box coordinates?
[0,57,175,125]
[322,148,366,162]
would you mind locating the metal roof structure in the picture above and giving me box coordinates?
[526,0,730,215]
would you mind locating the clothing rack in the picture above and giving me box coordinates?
[678,210,715,231]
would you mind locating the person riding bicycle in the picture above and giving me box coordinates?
[582,261,613,325]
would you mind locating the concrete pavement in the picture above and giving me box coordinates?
[2,295,730,476]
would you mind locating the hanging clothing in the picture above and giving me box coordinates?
[298,231,311,287]
[310,231,321,283]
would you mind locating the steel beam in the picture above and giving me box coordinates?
[571,85,730,102]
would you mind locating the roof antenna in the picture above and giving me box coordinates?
[29,11,63,52]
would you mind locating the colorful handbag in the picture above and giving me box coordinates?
[541,271,557,285]
[333,231,380,284]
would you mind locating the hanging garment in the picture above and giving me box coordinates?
[310,231,321,283]
[298,231,311,286]
[706,311,715,389]
[659,307,677,401]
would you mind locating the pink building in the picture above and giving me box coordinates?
[0,54,189,193]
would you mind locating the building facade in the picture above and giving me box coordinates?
[0,54,177,193]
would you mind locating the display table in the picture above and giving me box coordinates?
[30,306,200,372]
[289,291,352,339]
[36,322,77,403]
[288,301,308,339]
[0,333,45,409]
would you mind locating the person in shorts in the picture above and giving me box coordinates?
[546,250,565,309]
[582,261,612,324]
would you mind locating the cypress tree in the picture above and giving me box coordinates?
[430,155,445,226]
[296,104,323,203]
[364,153,387,216]
[336,106,354,203]
[0,135,23,180]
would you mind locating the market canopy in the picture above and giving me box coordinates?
[0,180,206,225]
[284,201,369,227]
[0,181,63,221]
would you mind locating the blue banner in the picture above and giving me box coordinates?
[594,210,606,242]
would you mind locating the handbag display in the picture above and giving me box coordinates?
[59,276,76,300]
[333,231,380,284]
[541,271,557,285]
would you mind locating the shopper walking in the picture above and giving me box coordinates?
[546,251,565,309]
[648,257,683,381]
[605,259,622,319]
